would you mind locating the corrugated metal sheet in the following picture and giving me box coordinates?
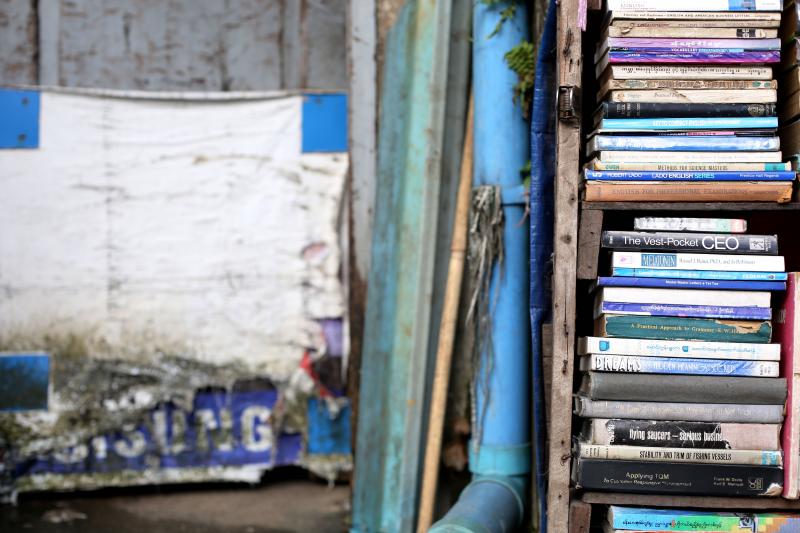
[0,0,346,90]
[0,0,37,85]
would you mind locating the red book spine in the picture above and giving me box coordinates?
[777,272,799,498]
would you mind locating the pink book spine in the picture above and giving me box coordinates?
[778,273,799,499]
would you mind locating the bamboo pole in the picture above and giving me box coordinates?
[416,96,474,533]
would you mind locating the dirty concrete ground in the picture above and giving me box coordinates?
[0,468,350,533]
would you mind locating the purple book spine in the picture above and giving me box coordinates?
[608,50,780,63]
[600,302,772,320]
[607,37,780,50]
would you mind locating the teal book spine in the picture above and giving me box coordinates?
[598,314,772,343]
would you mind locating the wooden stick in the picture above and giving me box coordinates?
[416,96,474,533]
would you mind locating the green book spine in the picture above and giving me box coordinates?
[597,314,772,343]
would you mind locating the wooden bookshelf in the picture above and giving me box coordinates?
[547,2,800,532]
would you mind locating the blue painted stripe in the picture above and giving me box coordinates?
[302,93,348,153]
[0,352,49,411]
[0,89,39,148]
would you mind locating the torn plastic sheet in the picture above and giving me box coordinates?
[0,90,352,494]
[1,351,351,496]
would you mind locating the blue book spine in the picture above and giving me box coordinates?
[590,136,778,152]
[588,354,777,377]
[585,170,795,181]
[600,117,779,130]
[596,276,786,291]
[599,302,772,320]
[612,267,788,281]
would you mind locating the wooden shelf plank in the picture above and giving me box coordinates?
[581,492,800,510]
[548,0,584,531]
[582,202,800,211]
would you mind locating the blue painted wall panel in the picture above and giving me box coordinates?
[306,398,351,455]
[302,93,348,152]
[0,353,49,411]
[0,89,39,148]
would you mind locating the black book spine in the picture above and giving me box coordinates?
[574,459,783,496]
[591,419,756,449]
[601,231,779,255]
[602,102,777,119]
[582,374,787,405]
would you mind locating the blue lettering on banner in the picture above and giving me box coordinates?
[641,254,677,268]
[14,390,302,478]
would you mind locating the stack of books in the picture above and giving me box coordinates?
[604,506,800,533]
[585,0,794,203]
[572,216,790,496]
[780,2,800,164]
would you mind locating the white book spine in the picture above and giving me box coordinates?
[607,89,777,104]
[578,336,781,360]
[608,65,773,80]
[610,11,781,23]
[599,287,771,307]
[611,251,785,272]
[597,151,783,163]
[607,0,782,11]
[633,217,747,232]
[582,354,780,377]
[578,443,783,466]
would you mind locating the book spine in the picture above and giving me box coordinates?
[597,302,772,320]
[600,117,778,130]
[584,181,793,203]
[607,28,775,39]
[776,272,800,498]
[598,286,770,306]
[612,251,785,272]
[607,50,781,64]
[586,170,794,181]
[611,267,788,281]
[579,336,781,360]
[574,459,783,496]
[606,38,781,50]
[581,372,787,404]
[601,231,779,254]
[608,65,774,79]
[606,0,783,11]
[598,151,783,162]
[608,506,791,531]
[607,80,778,90]
[611,11,781,22]
[584,353,778,376]
[638,129,778,137]
[596,315,773,344]
[585,419,781,449]
[602,102,776,118]
[589,136,779,152]
[574,397,785,422]
[578,444,782,466]
[591,161,790,171]
[596,276,786,291]
[633,217,748,232]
